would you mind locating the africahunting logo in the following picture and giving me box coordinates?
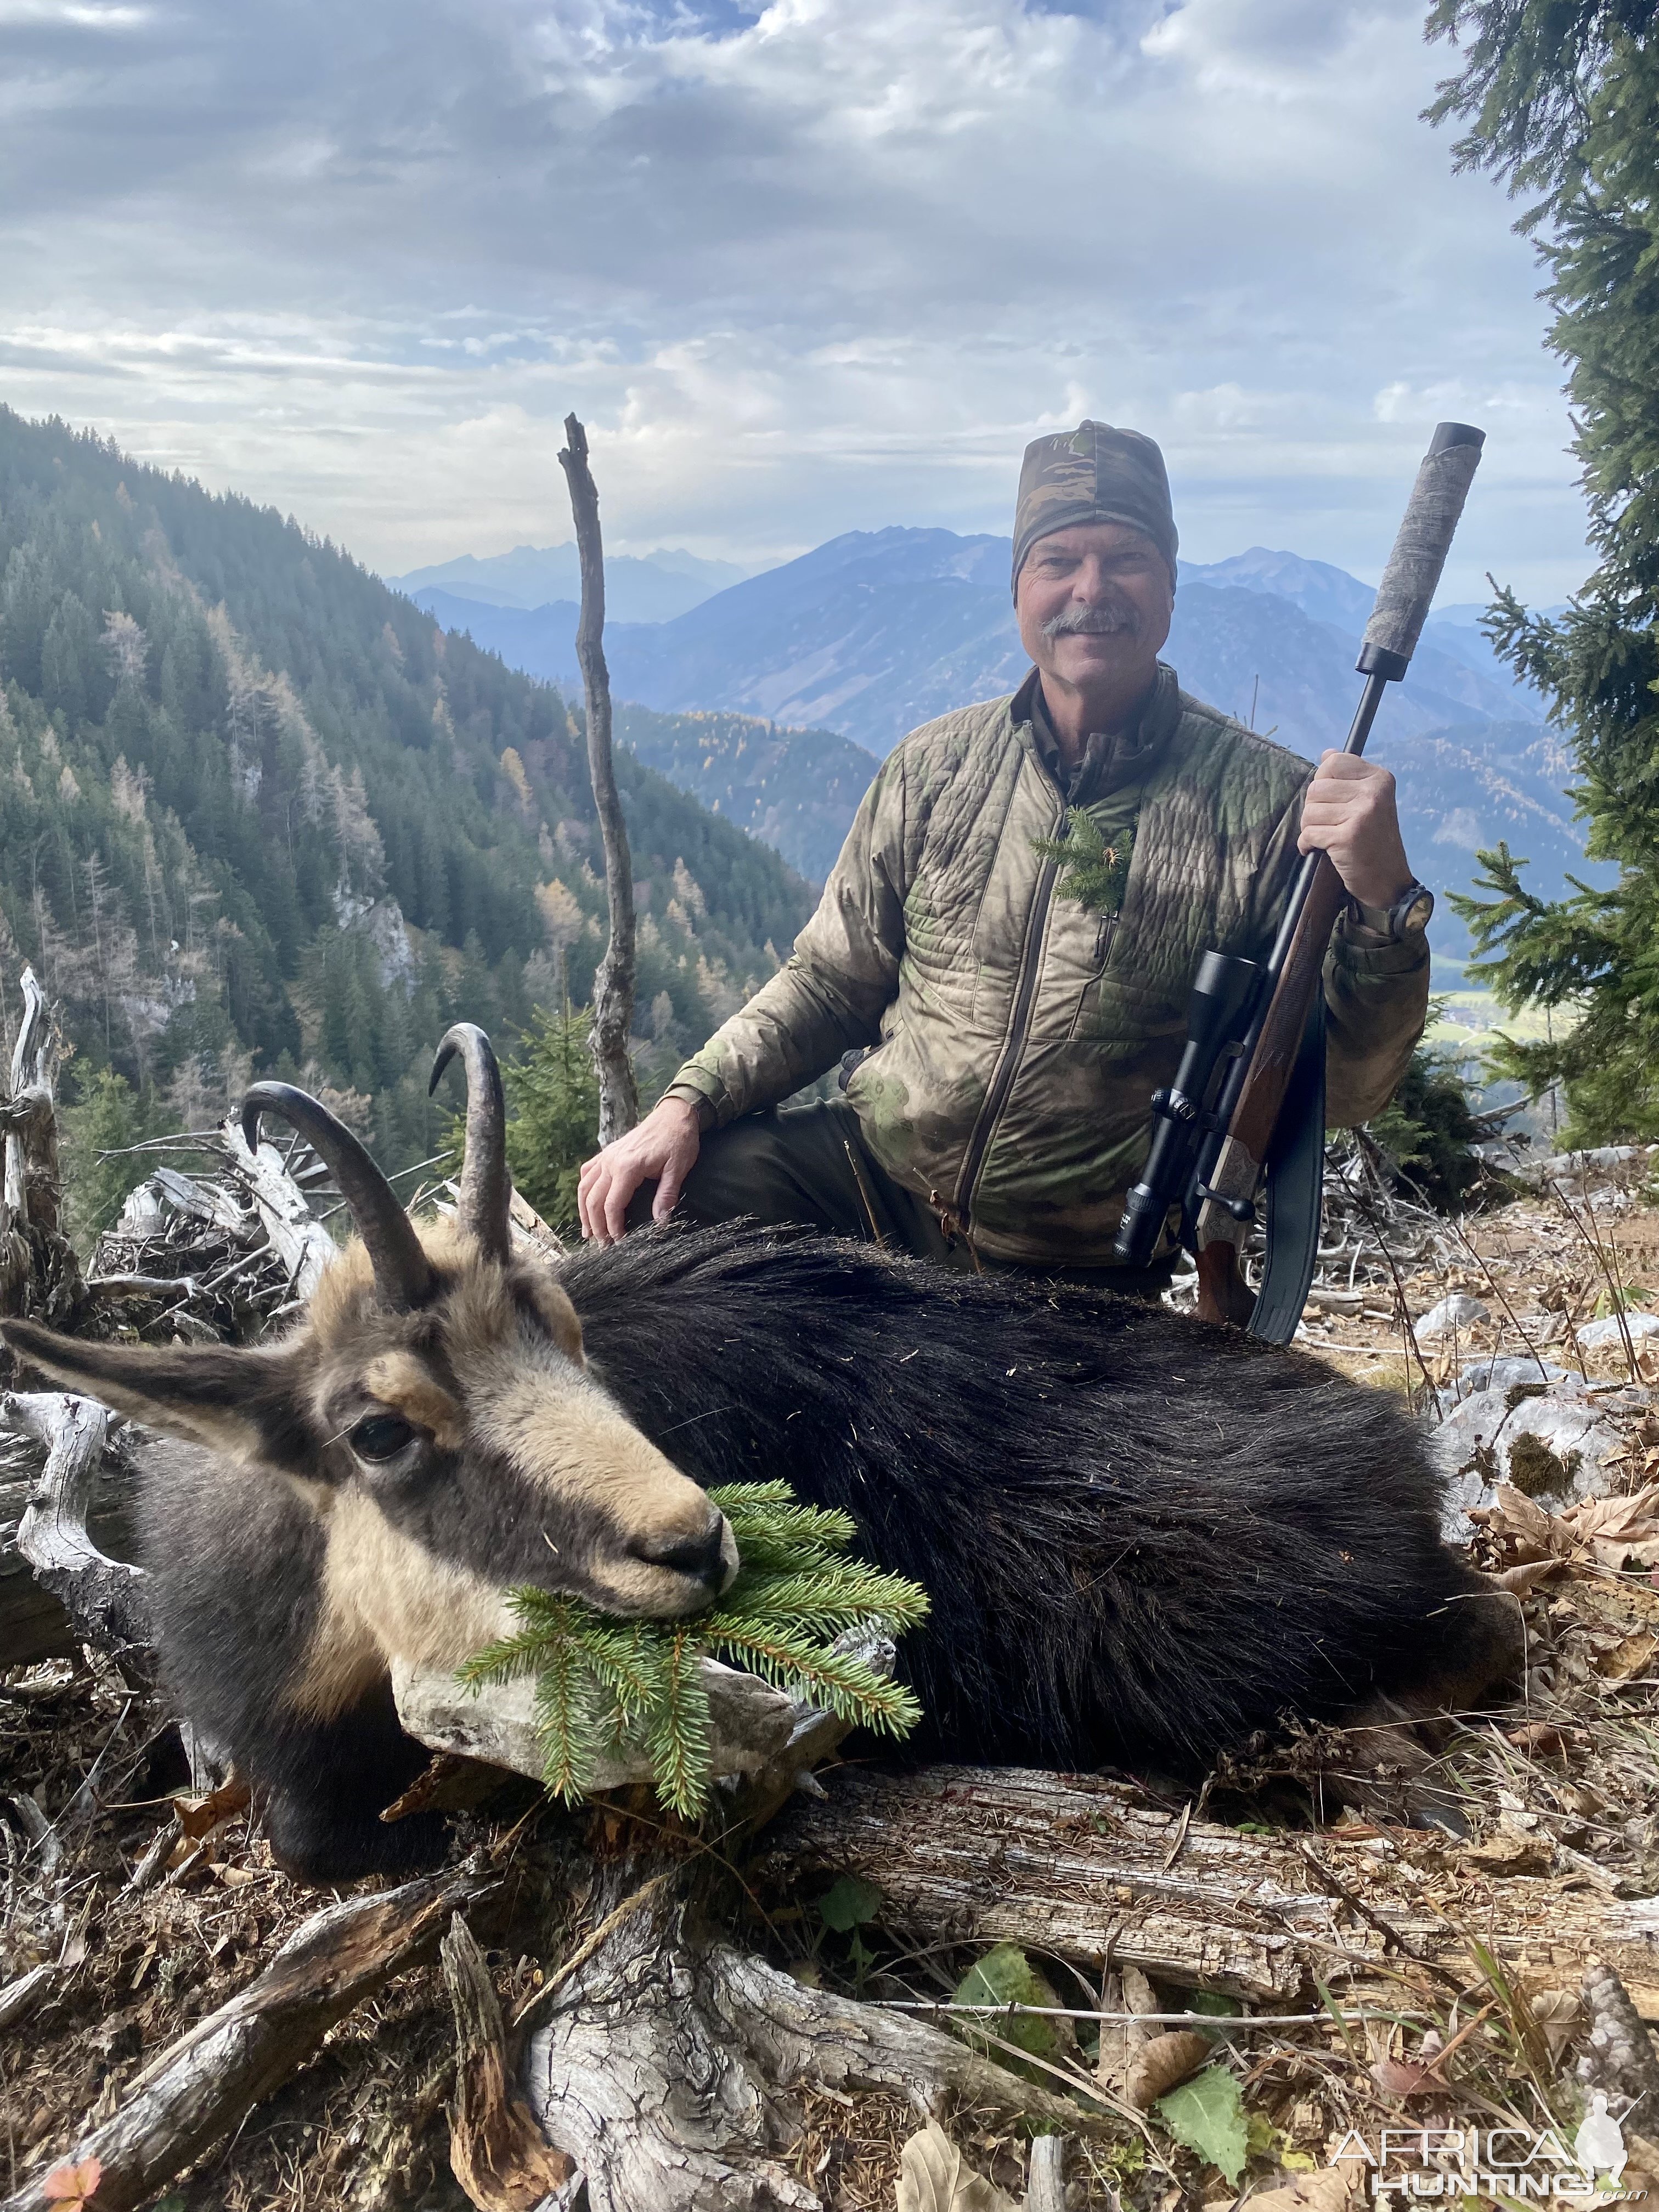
[1331,2095,1637,2198]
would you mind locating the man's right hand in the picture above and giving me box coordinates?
[576,1095,703,1244]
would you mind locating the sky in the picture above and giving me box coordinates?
[0,0,1590,603]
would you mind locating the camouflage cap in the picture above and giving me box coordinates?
[1011,420,1177,599]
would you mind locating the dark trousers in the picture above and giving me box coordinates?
[631,1098,1171,1295]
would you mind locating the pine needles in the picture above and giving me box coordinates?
[457,1480,930,1819]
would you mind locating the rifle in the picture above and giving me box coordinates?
[1113,421,1486,1339]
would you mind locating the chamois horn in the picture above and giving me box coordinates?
[428,1023,512,1265]
[241,1082,436,1309]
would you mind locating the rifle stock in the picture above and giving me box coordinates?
[1113,421,1486,1332]
[1193,855,1345,1325]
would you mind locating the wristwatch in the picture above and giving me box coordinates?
[1348,880,1434,941]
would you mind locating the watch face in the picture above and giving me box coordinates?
[1401,886,1435,934]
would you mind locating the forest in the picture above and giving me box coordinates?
[0,406,815,1228]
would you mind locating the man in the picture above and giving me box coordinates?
[578,420,1431,1282]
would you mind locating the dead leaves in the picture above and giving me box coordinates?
[1126,2031,1213,2109]
[1474,1480,1659,1574]
[41,2158,101,2209]
[894,2120,1018,2212]
[1244,2166,1363,2212]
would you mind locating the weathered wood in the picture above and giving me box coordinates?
[218,1112,338,1297]
[394,1628,891,1829]
[440,1912,575,2211]
[0,966,82,1324]
[1,1434,76,1667]
[558,413,637,1147]
[1025,2135,1068,2212]
[393,1655,797,1793]
[3,1390,151,1670]
[524,1861,1096,2212]
[1,1867,496,2212]
[757,1764,1659,2002]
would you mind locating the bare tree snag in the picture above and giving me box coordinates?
[220,1109,340,1296]
[441,1912,576,2211]
[557,413,638,1146]
[2,1390,150,1671]
[524,1861,1094,2212]
[1,1867,499,2212]
[759,1765,1659,2001]
[0,967,82,1324]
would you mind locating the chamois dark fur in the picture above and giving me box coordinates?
[2,1034,1520,1883]
[561,1223,1517,1771]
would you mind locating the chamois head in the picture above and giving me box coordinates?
[2,1027,736,1696]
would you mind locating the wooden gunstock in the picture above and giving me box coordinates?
[1193,854,1346,1327]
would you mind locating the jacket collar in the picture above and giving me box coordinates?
[1015,662,1180,802]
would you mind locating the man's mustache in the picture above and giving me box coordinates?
[1040,601,1142,640]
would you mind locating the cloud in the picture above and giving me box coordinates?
[0,0,1587,600]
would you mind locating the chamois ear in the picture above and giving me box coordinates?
[1,1319,298,1459]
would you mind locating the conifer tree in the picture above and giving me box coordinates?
[1428,4,1659,1139]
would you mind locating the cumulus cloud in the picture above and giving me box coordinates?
[0,0,1587,599]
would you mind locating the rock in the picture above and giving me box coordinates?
[1435,1356,1569,1414]
[1415,1294,1490,1340]
[1576,1313,1659,1350]
[1431,1376,1652,1539]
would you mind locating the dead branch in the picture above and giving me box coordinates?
[219,1109,339,1297]
[0,966,82,1324]
[2,1389,150,1672]
[757,1764,1659,2002]
[558,411,638,1146]
[1,1865,499,2212]
[440,1911,575,2211]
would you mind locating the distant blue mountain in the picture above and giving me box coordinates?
[388,541,749,624]
[405,527,1597,943]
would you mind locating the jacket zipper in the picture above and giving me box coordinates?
[952,799,1065,1226]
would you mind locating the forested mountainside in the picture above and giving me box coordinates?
[0,409,814,1190]
[612,703,876,881]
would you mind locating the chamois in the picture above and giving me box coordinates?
[3,1027,1519,1882]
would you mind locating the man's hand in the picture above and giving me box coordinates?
[576,1096,703,1245]
[1297,752,1413,910]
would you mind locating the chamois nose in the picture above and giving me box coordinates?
[634,1511,736,1593]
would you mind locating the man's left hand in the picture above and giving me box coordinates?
[1297,751,1413,910]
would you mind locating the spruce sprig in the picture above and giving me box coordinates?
[458,1480,929,1820]
[1031,806,1135,916]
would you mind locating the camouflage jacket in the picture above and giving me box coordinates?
[666,665,1429,1266]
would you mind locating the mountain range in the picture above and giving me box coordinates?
[387,543,750,624]
[404,528,1600,953]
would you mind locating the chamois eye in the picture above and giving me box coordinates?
[348,1413,417,1463]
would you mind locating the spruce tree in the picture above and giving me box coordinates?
[1427,4,1659,1139]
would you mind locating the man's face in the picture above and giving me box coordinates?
[1014,521,1174,704]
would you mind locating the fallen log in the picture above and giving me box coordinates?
[757,1765,1659,2002]
[1,1865,499,2212]
[523,1857,1098,2212]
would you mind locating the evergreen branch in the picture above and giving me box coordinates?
[715,1561,930,1635]
[457,1480,930,1818]
[458,1593,580,1689]
[707,1486,858,1566]
[1030,808,1135,916]
[703,1620,924,1737]
[532,1640,597,1804]
[644,1631,714,1820]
